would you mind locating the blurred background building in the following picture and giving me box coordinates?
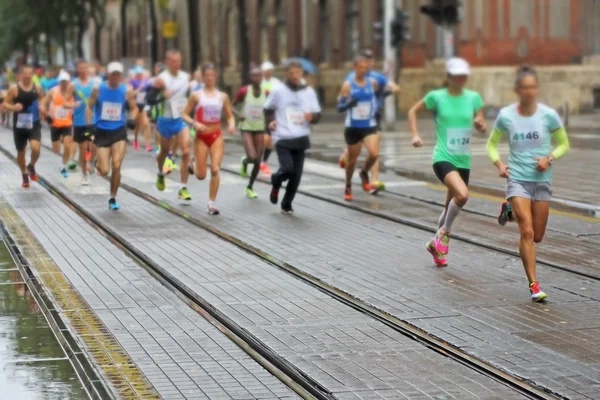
[87,0,600,113]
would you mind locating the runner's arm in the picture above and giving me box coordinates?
[337,81,356,112]
[222,94,236,129]
[386,80,401,94]
[39,89,53,115]
[1,85,19,112]
[86,86,99,125]
[551,127,570,160]
[61,84,79,109]
[232,87,247,106]
[407,100,426,138]
[486,128,503,164]
[146,77,165,105]
[126,85,139,121]
[181,93,199,126]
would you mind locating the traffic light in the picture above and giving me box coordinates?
[372,21,384,44]
[391,9,411,46]
[420,0,462,26]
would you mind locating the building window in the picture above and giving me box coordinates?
[345,0,360,60]
[276,0,287,61]
[319,0,329,63]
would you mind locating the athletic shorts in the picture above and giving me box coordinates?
[94,126,127,148]
[136,104,145,112]
[73,125,95,143]
[50,126,73,142]
[241,130,264,135]
[506,179,552,202]
[13,123,42,151]
[344,127,378,145]
[157,117,186,139]
[433,161,470,186]
[197,130,222,147]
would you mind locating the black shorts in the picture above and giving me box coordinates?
[94,126,128,148]
[13,123,42,151]
[344,127,378,145]
[137,104,145,113]
[73,125,96,143]
[433,161,470,185]
[375,112,382,131]
[242,130,265,135]
[50,126,72,142]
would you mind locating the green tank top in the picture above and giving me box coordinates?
[240,85,267,132]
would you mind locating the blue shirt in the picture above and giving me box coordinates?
[493,103,563,182]
[345,70,388,107]
[95,82,127,130]
[73,79,96,127]
[345,78,377,129]
[42,77,58,93]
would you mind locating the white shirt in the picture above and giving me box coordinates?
[158,70,190,118]
[264,83,321,143]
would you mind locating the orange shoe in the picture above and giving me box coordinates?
[26,164,38,181]
[344,186,353,201]
[22,174,30,188]
[359,170,376,193]
[260,162,272,175]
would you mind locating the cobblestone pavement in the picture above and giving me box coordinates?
[0,131,533,399]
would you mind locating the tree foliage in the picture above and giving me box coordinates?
[0,0,106,65]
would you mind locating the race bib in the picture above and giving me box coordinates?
[509,122,544,152]
[54,106,70,120]
[286,107,306,132]
[170,98,187,118]
[101,102,122,121]
[203,105,222,123]
[244,105,263,121]
[16,113,33,129]
[352,101,372,120]
[136,91,147,104]
[446,128,472,155]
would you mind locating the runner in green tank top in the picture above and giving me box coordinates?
[233,68,270,198]
[408,58,487,267]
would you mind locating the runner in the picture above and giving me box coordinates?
[339,49,400,192]
[182,64,236,215]
[2,65,43,188]
[41,70,79,178]
[129,66,152,152]
[407,57,487,267]
[260,61,282,176]
[337,56,379,200]
[146,50,191,200]
[87,62,138,210]
[265,61,321,215]
[73,59,97,185]
[486,65,570,301]
[233,67,269,198]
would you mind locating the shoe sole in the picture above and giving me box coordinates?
[532,293,547,302]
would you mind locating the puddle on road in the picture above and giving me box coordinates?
[0,241,88,399]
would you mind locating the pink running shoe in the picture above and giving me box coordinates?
[146,144,153,152]
[433,228,450,256]
[133,140,140,151]
[426,240,448,267]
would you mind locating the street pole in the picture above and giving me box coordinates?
[383,0,397,129]
[442,27,454,59]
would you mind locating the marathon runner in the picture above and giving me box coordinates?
[260,61,283,176]
[234,67,269,199]
[337,56,379,200]
[265,61,321,215]
[182,64,236,215]
[146,50,191,200]
[407,57,487,267]
[87,62,138,210]
[3,65,43,188]
[41,70,79,178]
[73,59,97,185]
[129,66,152,152]
[339,49,400,192]
[486,65,570,301]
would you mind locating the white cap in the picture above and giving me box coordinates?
[58,70,70,82]
[445,57,470,76]
[261,61,274,71]
[107,62,124,74]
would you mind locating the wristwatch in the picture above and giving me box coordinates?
[548,155,555,164]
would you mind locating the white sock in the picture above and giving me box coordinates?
[180,184,186,190]
[61,164,66,170]
[437,210,447,229]
[442,199,462,233]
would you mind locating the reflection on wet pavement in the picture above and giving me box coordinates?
[0,241,88,399]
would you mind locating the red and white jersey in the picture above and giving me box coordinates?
[194,89,223,125]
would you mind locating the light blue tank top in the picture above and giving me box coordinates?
[345,78,376,128]
[73,79,96,126]
[95,82,127,130]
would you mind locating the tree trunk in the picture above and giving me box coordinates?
[187,0,200,69]
[46,38,53,65]
[148,0,158,66]
[120,0,129,58]
[77,14,86,58]
[236,0,250,84]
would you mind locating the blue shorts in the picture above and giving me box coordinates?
[157,117,186,139]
